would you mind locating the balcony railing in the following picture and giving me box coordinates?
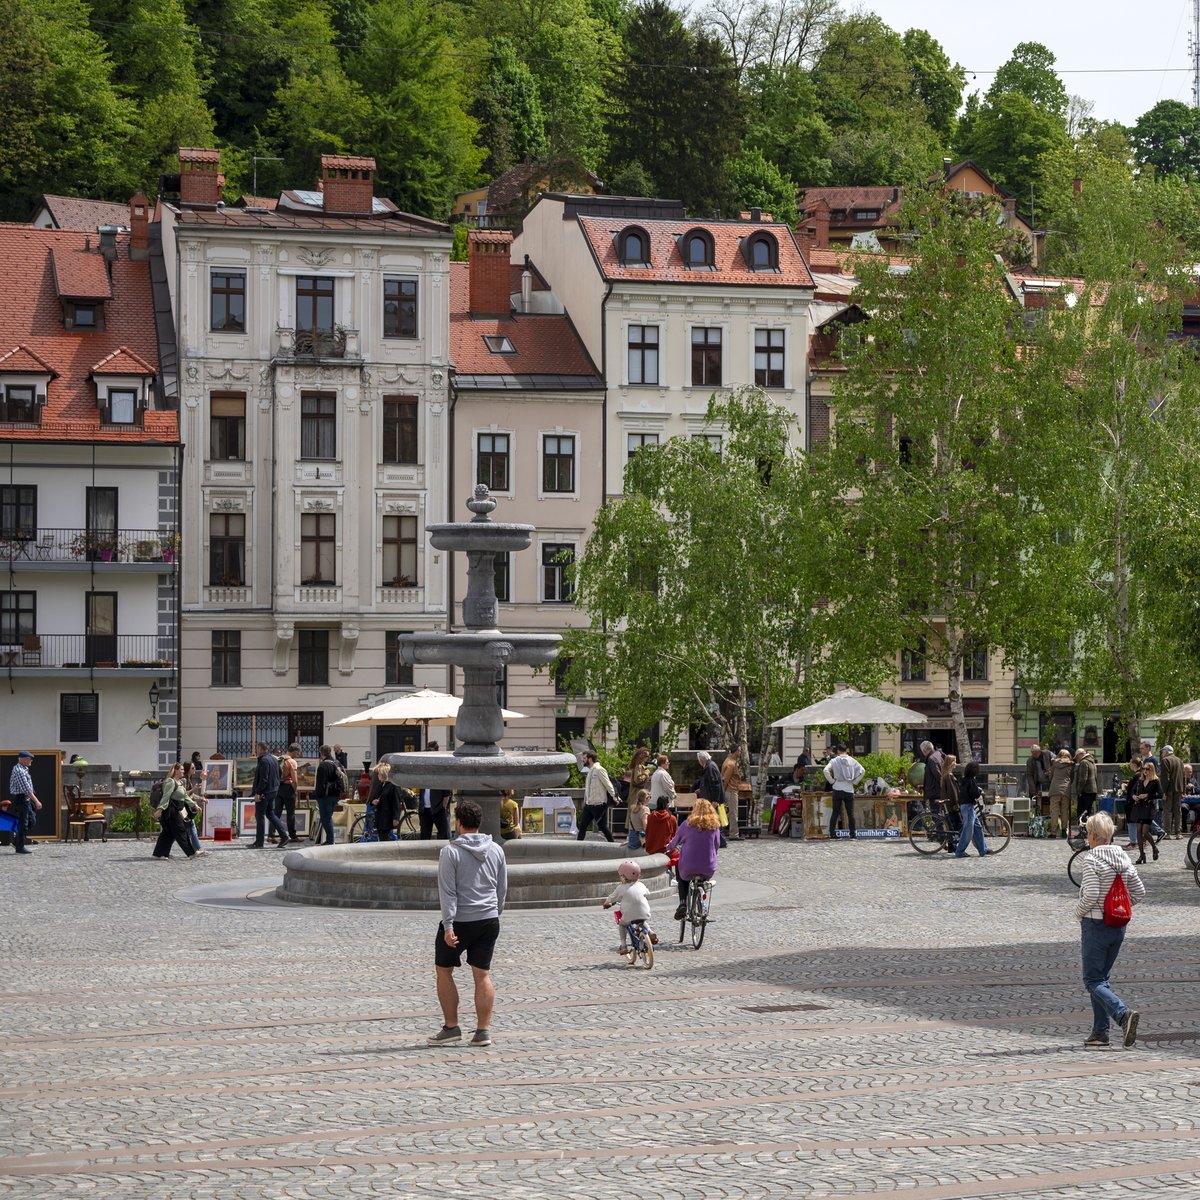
[275,327,360,361]
[0,528,178,565]
[0,633,175,670]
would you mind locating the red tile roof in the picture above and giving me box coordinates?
[577,216,813,288]
[0,224,176,445]
[321,154,376,172]
[0,345,57,375]
[449,262,599,382]
[35,195,131,231]
[50,246,112,299]
[91,346,156,376]
[179,147,221,164]
[801,187,904,220]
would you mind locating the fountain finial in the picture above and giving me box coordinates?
[467,485,496,521]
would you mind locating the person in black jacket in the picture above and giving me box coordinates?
[694,751,727,848]
[249,742,289,849]
[419,741,452,840]
[954,760,989,857]
[1131,761,1162,865]
[312,744,342,845]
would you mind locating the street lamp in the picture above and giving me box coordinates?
[148,682,160,714]
[1010,679,1023,715]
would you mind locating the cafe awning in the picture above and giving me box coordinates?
[771,687,928,728]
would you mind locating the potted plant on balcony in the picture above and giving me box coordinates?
[161,533,180,563]
[72,532,118,561]
[134,539,162,562]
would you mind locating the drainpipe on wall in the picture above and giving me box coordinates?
[174,439,183,765]
[598,280,613,750]
[447,369,457,710]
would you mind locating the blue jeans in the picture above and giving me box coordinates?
[955,803,988,857]
[1081,919,1129,1036]
[316,796,338,844]
[255,792,288,845]
[626,827,643,849]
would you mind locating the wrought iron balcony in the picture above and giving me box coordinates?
[0,528,178,566]
[0,633,175,671]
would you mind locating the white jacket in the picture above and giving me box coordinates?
[585,762,616,807]
[1074,843,1145,921]
[605,880,651,923]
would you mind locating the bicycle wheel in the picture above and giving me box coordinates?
[690,882,707,950]
[1187,830,1199,869]
[1067,846,1087,888]
[983,812,1011,855]
[642,937,654,969]
[909,813,945,855]
[397,810,420,841]
[349,814,376,843]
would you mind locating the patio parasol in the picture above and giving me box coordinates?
[332,687,525,735]
[1147,698,1200,722]
[770,686,928,728]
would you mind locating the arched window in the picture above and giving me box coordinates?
[618,227,650,267]
[746,233,778,271]
[683,229,714,268]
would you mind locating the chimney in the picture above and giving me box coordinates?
[178,147,222,206]
[943,157,952,178]
[812,197,830,249]
[468,229,514,316]
[1001,196,1015,224]
[97,225,119,261]
[321,154,376,215]
[750,207,762,222]
[129,192,150,259]
[520,266,533,313]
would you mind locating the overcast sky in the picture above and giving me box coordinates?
[862,0,1196,127]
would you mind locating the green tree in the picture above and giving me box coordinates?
[1024,163,1200,746]
[811,188,1073,759]
[561,389,893,801]
[729,146,798,223]
[987,40,1068,120]
[608,0,744,213]
[742,63,832,185]
[474,39,549,175]
[812,14,945,185]
[118,0,215,187]
[1130,100,1200,181]
[956,89,1067,208]
[901,28,964,141]
[0,0,136,217]
[348,0,485,216]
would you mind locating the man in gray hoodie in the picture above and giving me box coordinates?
[428,799,507,1048]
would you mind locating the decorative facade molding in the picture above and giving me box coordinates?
[297,247,333,267]
[273,622,294,675]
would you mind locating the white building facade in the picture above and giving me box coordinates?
[161,151,454,763]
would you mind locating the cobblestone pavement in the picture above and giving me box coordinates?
[2,834,1199,1199]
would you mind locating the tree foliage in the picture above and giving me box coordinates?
[561,389,893,791]
[810,188,1074,759]
[1130,100,1200,182]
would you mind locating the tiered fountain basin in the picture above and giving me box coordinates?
[275,841,671,910]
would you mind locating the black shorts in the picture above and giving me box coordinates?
[435,918,500,970]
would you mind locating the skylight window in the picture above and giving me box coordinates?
[483,335,515,354]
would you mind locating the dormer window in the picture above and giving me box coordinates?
[64,302,103,331]
[101,388,140,426]
[618,227,651,267]
[682,229,714,269]
[1,386,39,424]
[483,335,515,354]
[745,233,779,271]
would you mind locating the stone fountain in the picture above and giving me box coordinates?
[275,485,671,910]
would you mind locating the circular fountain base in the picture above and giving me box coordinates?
[276,840,671,910]
[383,750,577,794]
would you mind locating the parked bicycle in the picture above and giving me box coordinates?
[678,875,714,949]
[909,803,1011,856]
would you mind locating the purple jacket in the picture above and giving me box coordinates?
[665,821,720,881]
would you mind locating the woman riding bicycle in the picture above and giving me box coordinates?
[665,797,721,921]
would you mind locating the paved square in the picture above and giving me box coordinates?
[2,835,1198,1199]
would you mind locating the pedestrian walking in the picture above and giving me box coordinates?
[954,761,989,857]
[7,751,41,854]
[248,741,289,849]
[428,799,506,1049]
[152,763,198,860]
[1131,761,1162,865]
[1073,748,1098,829]
[1047,749,1074,838]
[823,743,865,839]
[578,750,615,841]
[1159,744,1186,839]
[720,745,743,839]
[313,744,342,845]
[276,744,301,843]
[1075,811,1143,1048]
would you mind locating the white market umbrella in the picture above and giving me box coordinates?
[1148,698,1200,722]
[332,687,524,730]
[771,686,927,728]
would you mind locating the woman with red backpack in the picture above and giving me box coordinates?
[1074,811,1145,1049]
